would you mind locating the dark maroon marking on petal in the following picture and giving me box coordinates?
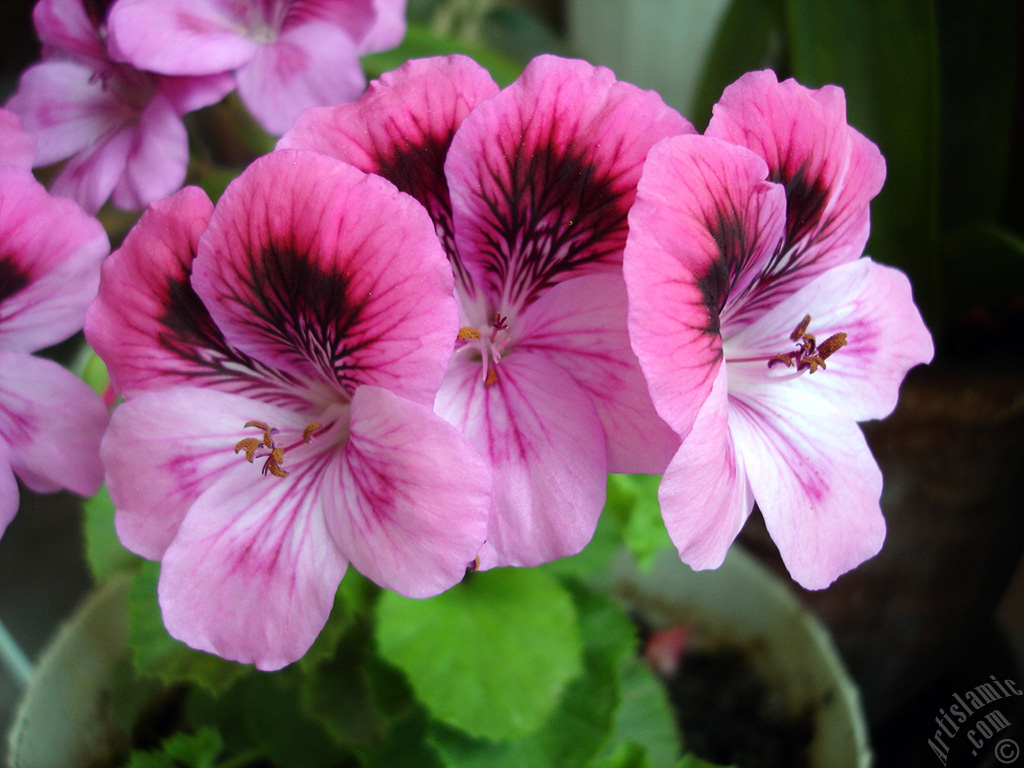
[82,0,116,29]
[779,164,830,254]
[156,273,304,402]
[371,121,468,287]
[234,245,373,393]
[0,257,31,308]
[475,141,631,309]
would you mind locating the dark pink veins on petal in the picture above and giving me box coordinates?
[475,141,629,310]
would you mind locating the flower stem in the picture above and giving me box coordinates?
[0,614,33,688]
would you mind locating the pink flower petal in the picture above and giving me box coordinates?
[0,446,17,539]
[191,150,457,405]
[158,73,236,116]
[109,94,189,211]
[51,127,133,214]
[517,273,677,474]
[32,0,107,64]
[280,55,499,277]
[727,258,934,421]
[103,387,315,560]
[107,0,259,75]
[0,352,107,498]
[623,134,786,438]
[157,461,347,670]
[436,349,608,568]
[658,365,753,571]
[84,185,273,398]
[325,385,490,598]
[446,55,694,310]
[707,70,886,289]
[6,60,127,168]
[0,165,107,353]
[0,109,37,168]
[357,0,407,53]
[730,383,886,589]
[235,20,365,136]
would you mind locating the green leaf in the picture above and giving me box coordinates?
[936,0,1017,227]
[428,581,642,768]
[83,484,143,582]
[78,347,111,396]
[605,475,674,571]
[375,568,584,741]
[162,729,224,768]
[300,618,392,747]
[785,0,941,326]
[693,0,786,129]
[297,568,379,671]
[595,657,681,768]
[124,729,223,768]
[241,674,356,768]
[674,756,736,768]
[361,23,524,86]
[128,561,249,695]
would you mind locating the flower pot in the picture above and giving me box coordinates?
[9,548,871,768]
[740,366,1024,725]
[7,575,131,768]
[605,545,872,768]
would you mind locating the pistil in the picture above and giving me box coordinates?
[456,313,512,388]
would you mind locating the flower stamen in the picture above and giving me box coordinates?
[234,420,323,478]
[768,316,848,374]
[455,314,512,388]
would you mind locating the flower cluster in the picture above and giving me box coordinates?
[2,0,934,672]
[0,109,109,538]
[4,0,406,213]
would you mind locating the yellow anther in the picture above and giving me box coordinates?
[234,437,262,463]
[458,327,482,341]
[263,447,288,478]
[817,332,848,360]
[790,314,811,342]
[302,422,322,442]
[484,368,499,388]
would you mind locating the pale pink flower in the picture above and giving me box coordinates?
[281,55,692,567]
[0,109,110,537]
[5,0,232,213]
[106,0,407,135]
[85,149,490,669]
[623,71,934,588]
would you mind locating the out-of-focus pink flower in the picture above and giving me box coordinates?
[5,0,233,213]
[281,55,692,568]
[106,0,407,135]
[85,149,491,670]
[0,108,110,538]
[623,71,934,589]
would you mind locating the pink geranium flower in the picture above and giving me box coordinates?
[106,0,407,135]
[0,109,110,538]
[5,0,232,213]
[85,149,491,669]
[280,55,692,568]
[623,71,934,589]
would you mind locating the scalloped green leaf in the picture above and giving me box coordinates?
[428,581,645,768]
[375,568,583,741]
